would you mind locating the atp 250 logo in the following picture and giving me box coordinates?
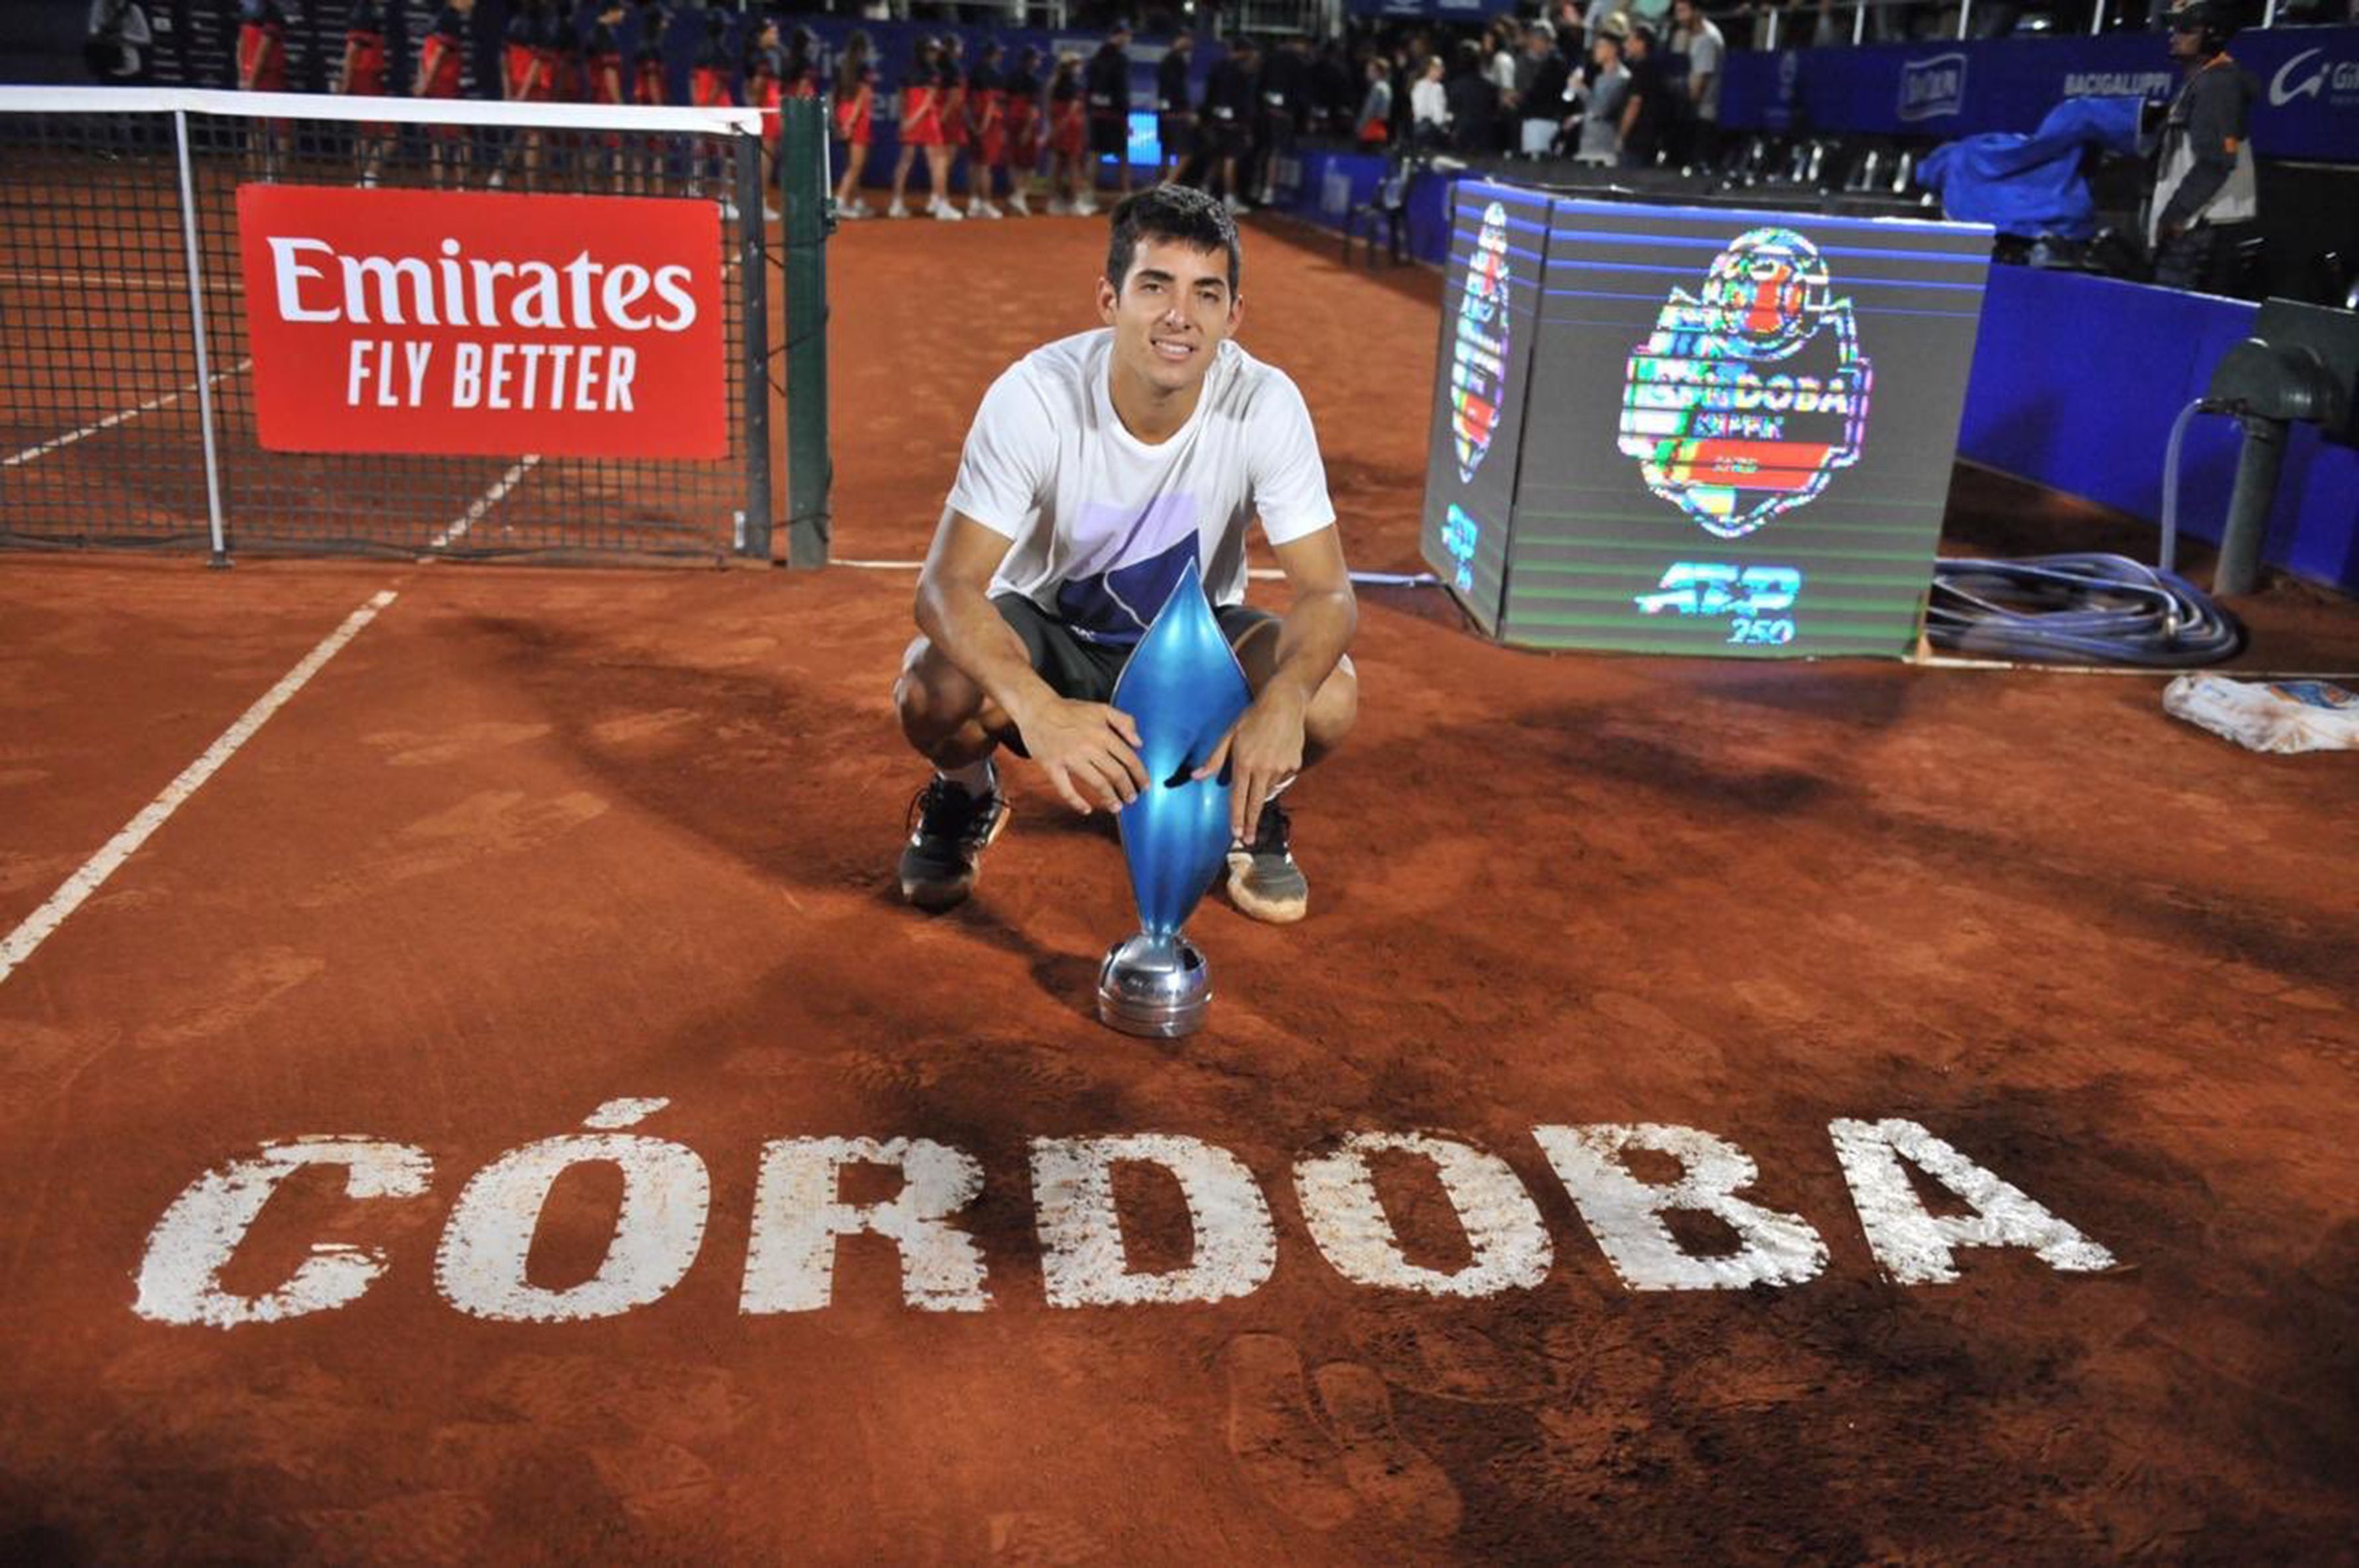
[1617,228,1872,541]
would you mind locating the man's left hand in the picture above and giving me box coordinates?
[1195,686,1306,844]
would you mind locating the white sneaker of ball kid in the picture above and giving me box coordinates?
[931,198,964,221]
[1008,190,1031,216]
[972,200,1002,218]
[886,199,910,218]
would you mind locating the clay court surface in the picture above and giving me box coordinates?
[3,216,2356,1565]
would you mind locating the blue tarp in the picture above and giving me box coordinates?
[1917,94,2144,240]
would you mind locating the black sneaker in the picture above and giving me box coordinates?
[1225,798,1308,924]
[899,777,1009,911]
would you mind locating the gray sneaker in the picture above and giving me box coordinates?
[1225,799,1307,924]
[899,778,1009,911]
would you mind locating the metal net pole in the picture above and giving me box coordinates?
[780,96,832,570]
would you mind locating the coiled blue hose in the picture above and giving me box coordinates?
[1926,552,2244,666]
[1926,398,2244,666]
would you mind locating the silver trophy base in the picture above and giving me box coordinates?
[1096,931,1212,1037]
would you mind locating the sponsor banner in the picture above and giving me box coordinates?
[1723,25,2359,163]
[236,184,726,458]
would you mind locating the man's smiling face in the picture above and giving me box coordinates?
[1099,235,1243,401]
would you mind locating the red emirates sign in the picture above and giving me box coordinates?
[236,184,726,459]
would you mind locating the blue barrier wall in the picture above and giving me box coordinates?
[1959,267,2359,590]
[1721,27,2359,164]
[1270,154,2359,592]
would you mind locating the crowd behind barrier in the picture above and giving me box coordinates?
[29,2,2359,296]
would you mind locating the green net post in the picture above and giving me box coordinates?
[780,97,831,568]
[736,131,774,561]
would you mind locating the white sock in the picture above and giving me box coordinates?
[939,757,997,795]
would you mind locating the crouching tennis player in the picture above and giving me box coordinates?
[894,185,1357,924]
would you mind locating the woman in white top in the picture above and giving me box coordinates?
[1410,54,1449,147]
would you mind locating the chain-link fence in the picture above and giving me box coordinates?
[1,86,777,564]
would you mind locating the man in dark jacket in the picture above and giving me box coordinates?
[1087,20,1135,200]
[1203,36,1260,212]
[1156,30,1196,185]
[1618,22,1668,170]
[2146,0,2259,293]
[1251,33,1311,204]
[1516,21,1567,157]
[1444,38,1498,157]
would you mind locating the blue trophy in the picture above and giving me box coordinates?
[1097,556,1254,1037]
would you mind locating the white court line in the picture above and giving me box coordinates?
[429,456,541,551]
[0,271,192,292]
[0,589,398,990]
[837,562,1284,578]
[3,357,252,470]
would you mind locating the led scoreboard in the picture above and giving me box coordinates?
[1420,186,1993,657]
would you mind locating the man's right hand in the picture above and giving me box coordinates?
[1015,696,1148,814]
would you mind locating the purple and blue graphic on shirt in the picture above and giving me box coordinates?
[1053,493,1204,647]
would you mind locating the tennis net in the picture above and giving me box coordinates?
[1,85,793,564]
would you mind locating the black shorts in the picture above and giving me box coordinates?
[1158,113,1196,159]
[1207,120,1248,161]
[992,592,1274,757]
[1087,112,1127,158]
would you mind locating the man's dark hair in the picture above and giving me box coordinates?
[1105,186,1242,297]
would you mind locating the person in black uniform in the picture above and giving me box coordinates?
[1444,38,1498,157]
[2147,0,2259,293]
[1516,21,1569,159]
[1251,33,1308,205]
[1203,36,1259,214]
[1156,29,1196,186]
[1085,19,1135,201]
[1618,22,1668,170]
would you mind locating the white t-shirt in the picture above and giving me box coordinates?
[945,328,1335,647]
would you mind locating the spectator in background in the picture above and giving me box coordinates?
[1085,20,1135,201]
[415,0,472,187]
[1356,54,1393,146]
[1315,38,1355,138]
[1517,21,1568,157]
[969,38,1010,218]
[1004,43,1042,214]
[1572,20,1629,165]
[832,29,878,218]
[889,34,957,220]
[1487,17,1520,149]
[1255,34,1312,205]
[338,0,391,187]
[585,1,627,192]
[85,0,154,83]
[745,13,787,214]
[939,33,975,216]
[689,4,737,213]
[785,23,821,99]
[1619,21,1666,167]
[498,0,549,188]
[1203,34,1258,212]
[236,0,289,180]
[630,0,669,195]
[1049,50,1089,214]
[1445,38,1498,156]
[1157,30,1197,186]
[1411,53,1449,149]
[1667,0,1722,168]
[1550,0,1589,63]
